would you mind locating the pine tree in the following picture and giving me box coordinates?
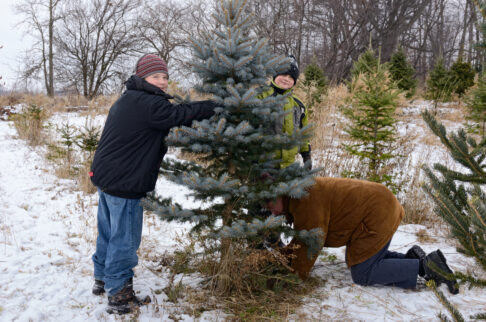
[303,61,328,89]
[342,54,402,192]
[301,61,328,115]
[351,47,379,79]
[422,110,486,270]
[426,58,455,114]
[142,0,320,293]
[423,4,486,319]
[450,59,475,98]
[389,47,417,98]
[465,72,486,138]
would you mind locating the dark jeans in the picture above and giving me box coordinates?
[349,240,419,289]
[92,189,144,296]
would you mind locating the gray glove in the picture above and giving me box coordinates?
[300,151,312,170]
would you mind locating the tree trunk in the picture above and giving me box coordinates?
[216,161,236,294]
[458,1,470,62]
[47,0,54,97]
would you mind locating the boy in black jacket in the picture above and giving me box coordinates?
[90,54,216,314]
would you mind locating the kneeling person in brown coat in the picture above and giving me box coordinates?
[265,177,458,294]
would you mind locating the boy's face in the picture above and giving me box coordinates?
[274,74,295,89]
[145,72,169,92]
[264,197,284,215]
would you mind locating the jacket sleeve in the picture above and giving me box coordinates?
[147,98,216,131]
[288,199,327,280]
[294,97,310,154]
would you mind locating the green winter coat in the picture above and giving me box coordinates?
[260,81,310,168]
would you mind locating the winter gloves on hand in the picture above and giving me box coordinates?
[300,151,312,170]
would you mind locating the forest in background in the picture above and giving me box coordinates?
[2,0,483,97]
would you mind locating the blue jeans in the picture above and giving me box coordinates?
[92,189,143,296]
[349,240,419,289]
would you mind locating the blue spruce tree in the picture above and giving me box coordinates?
[143,0,320,292]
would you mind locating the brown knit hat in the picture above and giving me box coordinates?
[135,54,169,79]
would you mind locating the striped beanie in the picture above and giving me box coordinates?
[135,54,168,79]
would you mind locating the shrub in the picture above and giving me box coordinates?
[11,103,48,146]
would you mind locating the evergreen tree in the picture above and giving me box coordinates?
[422,4,486,319]
[450,59,475,98]
[142,0,320,292]
[303,61,328,89]
[301,61,328,115]
[388,47,417,98]
[342,55,401,192]
[422,110,486,270]
[351,47,379,79]
[426,58,455,114]
[465,72,486,138]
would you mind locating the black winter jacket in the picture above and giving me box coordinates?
[90,75,215,198]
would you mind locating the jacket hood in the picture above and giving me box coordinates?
[125,75,173,99]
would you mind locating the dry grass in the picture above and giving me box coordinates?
[76,160,97,194]
[11,103,49,146]
[0,92,25,107]
[416,228,437,243]
[147,234,326,321]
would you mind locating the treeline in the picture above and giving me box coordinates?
[13,0,484,98]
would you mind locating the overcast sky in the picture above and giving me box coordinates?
[0,0,31,89]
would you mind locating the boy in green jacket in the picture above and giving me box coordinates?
[260,56,312,169]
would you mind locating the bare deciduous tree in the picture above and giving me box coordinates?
[134,0,211,81]
[13,0,485,91]
[55,0,140,99]
[136,1,191,63]
[15,0,61,96]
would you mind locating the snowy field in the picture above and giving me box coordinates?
[1,105,485,321]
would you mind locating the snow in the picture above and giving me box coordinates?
[1,105,485,321]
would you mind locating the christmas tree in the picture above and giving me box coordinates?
[449,59,475,98]
[342,52,402,192]
[303,61,328,90]
[426,58,455,114]
[422,110,486,270]
[350,47,379,80]
[465,72,486,138]
[422,110,486,320]
[301,60,328,115]
[142,0,320,292]
[388,47,417,98]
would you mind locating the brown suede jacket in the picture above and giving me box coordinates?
[283,177,404,280]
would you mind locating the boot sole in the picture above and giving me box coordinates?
[106,305,132,315]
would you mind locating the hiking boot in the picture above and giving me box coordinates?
[92,279,105,295]
[422,249,459,295]
[405,245,426,260]
[106,278,151,314]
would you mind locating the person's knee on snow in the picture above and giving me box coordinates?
[261,177,458,294]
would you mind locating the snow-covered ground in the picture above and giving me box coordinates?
[1,106,485,321]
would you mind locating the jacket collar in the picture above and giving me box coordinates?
[271,80,293,95]
[125,75,173,99]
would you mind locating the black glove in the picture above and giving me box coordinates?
[300,151,312,170]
